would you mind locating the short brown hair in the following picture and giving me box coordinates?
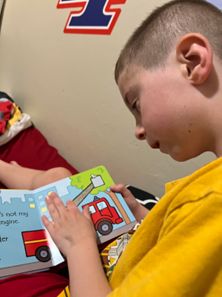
[115,0,222,82]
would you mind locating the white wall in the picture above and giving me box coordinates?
[0,0,214,197]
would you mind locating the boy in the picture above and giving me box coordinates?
[43,0,222,296]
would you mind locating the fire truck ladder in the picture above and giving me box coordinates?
[73,175,105,206]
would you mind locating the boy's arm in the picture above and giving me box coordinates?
[42,192,111,297]
[67,239,111,297]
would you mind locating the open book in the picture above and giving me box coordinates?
[0,165,136,277]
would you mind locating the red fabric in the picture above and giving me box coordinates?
[0,125,78,172]
[0,126,79,295]
[0,272,69,297]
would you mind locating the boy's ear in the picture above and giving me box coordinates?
[176,33,213,85]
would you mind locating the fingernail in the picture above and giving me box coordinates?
[48,191,55,199]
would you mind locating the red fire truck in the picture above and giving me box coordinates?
[22,229,51,262]
[82,197,123,235]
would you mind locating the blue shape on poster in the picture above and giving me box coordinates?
[206,0,222,9]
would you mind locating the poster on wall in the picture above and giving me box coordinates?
[0,0,4,16]
[57,0,127,35]
[0,0,5,33]
[206,0,222,9]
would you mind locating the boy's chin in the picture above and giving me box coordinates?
[171,156,191,162]
[169,149,201,162]
[169,151,196,162]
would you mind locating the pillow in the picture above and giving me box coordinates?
[0,91,32,145]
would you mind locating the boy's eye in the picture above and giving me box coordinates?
[131,99,140,113]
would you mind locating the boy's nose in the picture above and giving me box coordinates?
[135,125,146,140]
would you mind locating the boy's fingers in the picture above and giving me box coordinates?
[121,187,135,199]
[52,192,67,216]
[66,200,75,208]
[46,193,62,220]
[111,184,134,199]
[67,200,83,219]
[41,215,49,226]
[66,200,79,214]
[110,184,125,192]
[42,215,54,235]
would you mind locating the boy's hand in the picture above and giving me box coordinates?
[110,184,149,222]
[42,192,97,257]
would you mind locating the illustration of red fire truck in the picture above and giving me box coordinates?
[82,197,123,235]
[22,229,51,262]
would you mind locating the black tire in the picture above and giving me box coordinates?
[97,220,113,235]
[35,246,51,262]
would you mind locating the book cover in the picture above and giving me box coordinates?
[0,165,136,277]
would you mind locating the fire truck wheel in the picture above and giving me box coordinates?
[35,246,51,262]
[97,220,113,235]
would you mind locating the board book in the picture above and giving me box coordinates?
[0,165,136,277]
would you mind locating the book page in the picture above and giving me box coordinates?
[0,189,53,277]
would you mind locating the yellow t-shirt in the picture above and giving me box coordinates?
[109,157,222,296]
[59,158,222,297]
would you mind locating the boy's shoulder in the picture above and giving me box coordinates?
[164,157,222,216]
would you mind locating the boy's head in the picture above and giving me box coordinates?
[116,0,222,161]
[115,0,222,81]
